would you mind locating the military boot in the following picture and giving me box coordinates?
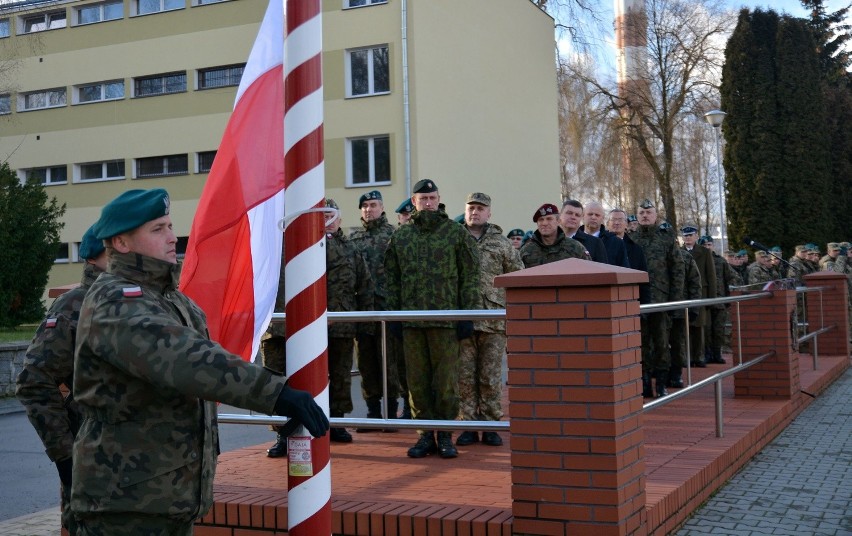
[655,371,669,398]
[356,396,382,433]
[407,431,437,458]
[642,373,654,398]
[709,347,726,364]
[667,364,684,388]
[266,427,287,458]
[437,432,458,459]
[383,398,399,433]
[456,431,479,446]
[330,411,352,443]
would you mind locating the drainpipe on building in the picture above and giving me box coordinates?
[401,0,412,197]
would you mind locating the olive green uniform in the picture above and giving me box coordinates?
[519,228,589,268]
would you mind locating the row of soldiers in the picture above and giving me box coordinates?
[724,242,852,288]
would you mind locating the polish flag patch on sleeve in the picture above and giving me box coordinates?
[45,317,57,328]
[122,286,143,298]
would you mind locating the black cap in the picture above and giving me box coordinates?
[412,179,438,193]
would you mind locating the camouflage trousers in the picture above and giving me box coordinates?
[458,331,505,421]
[669,314,687,368]
[329,337,354,415]
[403,327,460,422]
[641,312,671,374]
[77,513,194,535]
[707,306,727,350]
[356,327,401,401]
[60,484,78,535]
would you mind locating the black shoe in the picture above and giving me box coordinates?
[667,375,684,388]
[709,348,726,364]
[407,432,437,458]
[655,374,669,398]
[330,428,353,443]
[437,432,458,459]
[266,435,287,458]
[456,431,479,446]
[481,432,503,446]
[691,360,707,368]
[642,374,653,398]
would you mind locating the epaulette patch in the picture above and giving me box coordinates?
[123,286,143,298]
[45,317,57,328]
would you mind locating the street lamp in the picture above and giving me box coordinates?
[704,109,727,254]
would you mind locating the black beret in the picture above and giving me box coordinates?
[412,179,438,193]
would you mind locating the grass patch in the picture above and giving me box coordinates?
[0,325,36,344]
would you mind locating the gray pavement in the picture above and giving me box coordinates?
[676,367,852,536]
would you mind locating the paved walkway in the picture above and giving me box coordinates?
[676,367,852,536]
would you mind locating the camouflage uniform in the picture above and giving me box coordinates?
[670,250,701,372]
[787,255,810,285]
[684,245,717,365]
[519,228,589,268]
[384,208,480,424]
[326,227,373,415]
[349,213,403,415]
[458,223,523,422]
[16,263,103,534]
[709,251,739,353]
[72,252,290,532]
[747,261,775,286]
[629,224,685,387]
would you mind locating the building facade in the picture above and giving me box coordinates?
[0,0,561,293]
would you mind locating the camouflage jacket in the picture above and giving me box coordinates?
[519,228,589,268]
[384,208,481,328]
[327,228,374,338]
[466,223,524,333]
[711,251,740,305]
[684,245,716,325]
[830,254,852,276]
[349,213,394,310]
[673,249,702,319]
[16,263,103,463]
[72,252,288,519]
[747,262,775,286]
[629,225,685,304]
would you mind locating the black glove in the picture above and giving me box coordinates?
[456,321,474,340]
[56,457,72,489]
[688,309,699,323]
[388,321,403,338]
[273,386,329,438]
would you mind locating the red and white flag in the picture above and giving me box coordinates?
[180,0,285,362]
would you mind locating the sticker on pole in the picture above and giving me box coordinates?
[288,435,313,477]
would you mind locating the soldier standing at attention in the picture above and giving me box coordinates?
[71,189,328,535]
[507,228,525,250]
[701,235,738,363]
[395,198,415,225]
[16,225,107,535]
[669,244,702,385]
[629,199,685,398]
[325,199,373,442]
[456,193,523,448]
[747,250,776,286]
[681,225,717,368]
[520,203,589,268]
[385,179,481,459]
[348,190,406,427]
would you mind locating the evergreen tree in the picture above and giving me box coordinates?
[800,0,852,86]
[0,162,66,327]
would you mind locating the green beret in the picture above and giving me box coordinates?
[507,228,524,238]
[698,235,713,245]
[358,190,382,207]
[736,249,748,257]
[94,188,170,239]
[412,179,438,193]
[659,221,672,230]
[627,214,637,222]
[395,199,414,214]
[78,224,105,260]
[770,246,782,253]
[453,214,465,224]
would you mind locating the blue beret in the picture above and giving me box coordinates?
[78,224,105,260]
[358,190,382,207]
[412,179,438,193]
[507,228,524,238]
[680,225,698,235]
[94,188,171,239]
[395,199,414,214]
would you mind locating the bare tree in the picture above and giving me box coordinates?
[671,117,716,233]
[564,0,733,229]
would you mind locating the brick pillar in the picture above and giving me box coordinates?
[803,272,850,357]
[494,259,648,536]
[731,290,799,399]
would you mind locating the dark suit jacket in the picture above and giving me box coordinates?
[570,230,608,264]
[581,225,630,268]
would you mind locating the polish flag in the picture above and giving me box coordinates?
[180,0,285,362]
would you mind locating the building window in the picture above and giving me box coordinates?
[346,45,389,97]
[74,80,124,104]
[198,64,244,90]
[197,151,216,173]
[135,0,185,16]
[135,154,189,178]
[347,135,390,186]
[194,0,228,5]
[76,160,125,182]
[345,0,387,8]
[76,1,123,25]
[0,18,10,38]
[23,166,68,186]
[19,88,66,111]
[54,243,70,264]
[21,10,66,33]
[133,72,186,97]
[0,94,10,115]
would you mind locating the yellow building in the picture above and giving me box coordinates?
[0,0,561,293]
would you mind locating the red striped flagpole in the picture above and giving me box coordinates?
[283,0,330,535]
